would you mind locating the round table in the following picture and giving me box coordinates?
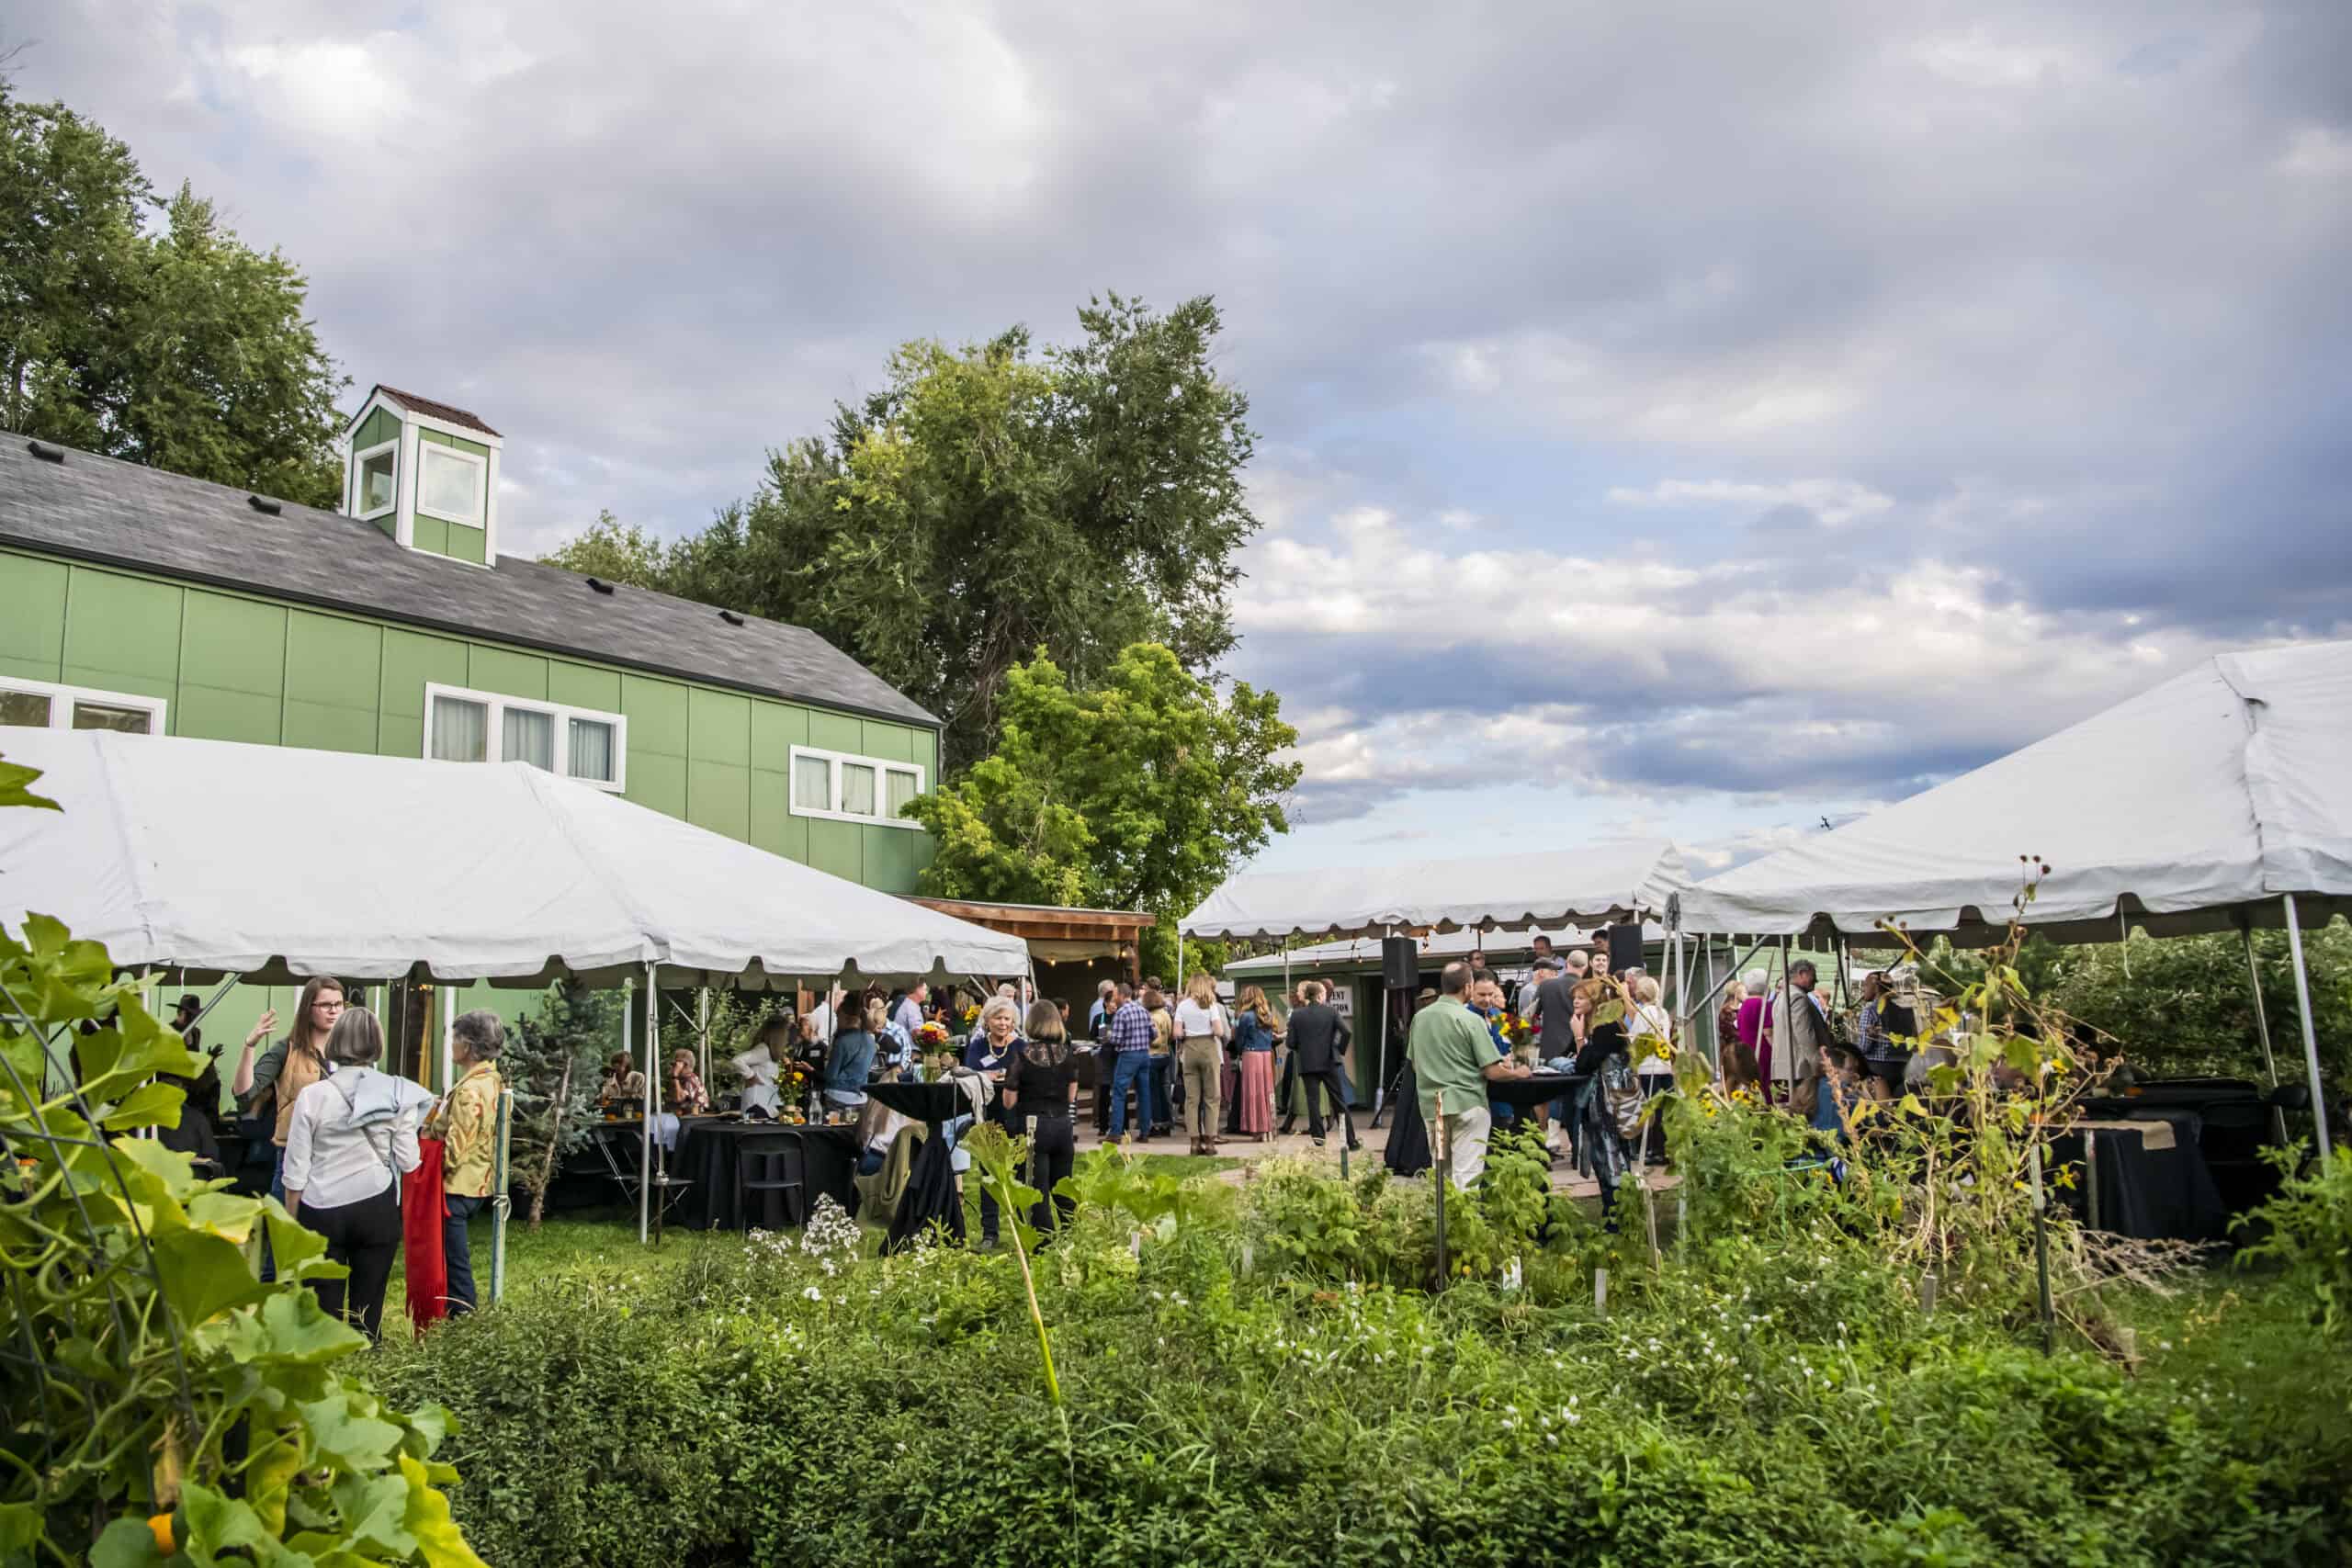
[867,1080,976,1251]
[1384,1069,1587,1176]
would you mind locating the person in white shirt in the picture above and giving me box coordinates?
[281,1007,427,1341]
[732,1017,789,1120]
[806,987,839,1048]
[1629,974,1676,1077]
[1173,974,1231,1156]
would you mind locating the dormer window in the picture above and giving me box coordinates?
[417,443,485,525]
[355,441,399,518]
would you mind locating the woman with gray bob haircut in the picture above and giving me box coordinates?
[280,1006,432,1340]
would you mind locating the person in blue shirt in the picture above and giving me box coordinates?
[1468,970,1518,1128]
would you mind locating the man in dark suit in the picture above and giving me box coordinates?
[1285,981,1359,1150]
[1526,959,1579,1061]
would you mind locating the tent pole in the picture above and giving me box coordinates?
[2241,921,2290,1148]
[636,973,652,1244]
[1776,938,1793,1104]
[2281,896,2333,1168]
[1177,933,1185,997]
[698,987,712,1094]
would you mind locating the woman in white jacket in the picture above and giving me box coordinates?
[282,1007,427,1341]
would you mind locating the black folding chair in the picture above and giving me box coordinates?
[735,1133,808,1230]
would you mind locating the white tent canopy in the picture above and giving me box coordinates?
[0,730,1031,987]
[1677,640,2352,946]
[1181,840,1690,942]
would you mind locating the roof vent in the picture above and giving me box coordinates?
[247,493,283,515]
[718,609,745,626]
[586,577,616,595]
[27,439,63,463]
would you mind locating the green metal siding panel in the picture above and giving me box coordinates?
[379,630,469,717]
[687,759,750,841]
[283,699,376,755]
[412,513,448,558]
[446,523,487,566]
[548,660,622,715]
[749,769,792,856]
[808,711,863,754]
[467,646,548,702]
[378,714,424,759]
[418,428,491,459]
[356,407,401,449]
[688,687,751,767]
[749,700,809,773]
[179,591,287,697]
[64,568,181,683]
[621,675,688,755]
[0,553,68,675]
[861,824,924,893]
[285,612,381,708]
[175,682,282,745]
[860,720,917,765]
[624,750,685,818]
[808,818,861,883]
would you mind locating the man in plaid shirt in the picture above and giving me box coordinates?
[1102,980,1158,1139]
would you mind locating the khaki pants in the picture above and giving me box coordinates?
[1180,1038,1222,1138]
[1440,1106,1492,1189]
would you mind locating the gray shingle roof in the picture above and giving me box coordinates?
[0,434,938,728]
[370,385,503,438]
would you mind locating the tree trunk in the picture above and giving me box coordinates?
[528,1051,575,1230]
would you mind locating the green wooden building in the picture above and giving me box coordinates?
[0,389,943,1078]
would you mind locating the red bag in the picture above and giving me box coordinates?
[401,1137,449,1336]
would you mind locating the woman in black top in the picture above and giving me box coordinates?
[1001,999,1081,1237]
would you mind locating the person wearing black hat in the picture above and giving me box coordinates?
[168,994,226,1134]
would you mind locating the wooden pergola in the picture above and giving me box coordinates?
[902,897,1155,981]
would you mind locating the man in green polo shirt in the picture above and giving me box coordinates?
[1408,961,1532,1187]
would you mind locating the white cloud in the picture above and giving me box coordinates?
[1606,478,1895,527]
[2278,126,2352,179]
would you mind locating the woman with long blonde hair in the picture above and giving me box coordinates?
[1173,972,1230,1155]
[1229,985,1277,1141]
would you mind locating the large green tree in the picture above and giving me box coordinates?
[0,85,345,505]
[903,642,1298,976]
[544,295,1259,773]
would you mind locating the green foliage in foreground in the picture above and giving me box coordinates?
[379,1156,2352,1568]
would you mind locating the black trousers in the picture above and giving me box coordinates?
[303,1182,401,1341]
[1301,1066,1354,1142]
[1024,1113,1077,1235]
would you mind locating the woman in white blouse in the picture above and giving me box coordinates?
[282,1007,427,1341]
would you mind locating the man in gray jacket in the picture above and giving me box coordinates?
[1782,960,1837,1114]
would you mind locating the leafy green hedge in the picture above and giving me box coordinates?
[376,1172,2351,1568]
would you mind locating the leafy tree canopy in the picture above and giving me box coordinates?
[0,83,346,505]
[903,643,1297,976]
[542,294,1259,773]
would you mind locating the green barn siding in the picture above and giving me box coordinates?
[0,556,68,677]
[445,523,486,566]
[418,428,491,459]
[64,569,181,683]
[412,513,448,558]
[1,546,937,894]
[355,407,401,450]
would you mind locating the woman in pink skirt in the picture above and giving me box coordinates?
[1231,985,1278,1141]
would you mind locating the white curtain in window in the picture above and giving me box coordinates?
[792,754,831,811]
[840,762,877,818]
[503,706,555,770]
[885,768,918,818]
[430,696,488,762]
[569,717,616,783]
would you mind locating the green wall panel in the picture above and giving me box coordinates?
[808,818,861,883]
[412,514,448,558]
[378,715,424,759]
[380,630,468,717]
[548,660,622,715]
[283,700,376,755]
[860,720,916,765]
[180,592,287,697]
[355,407,401,449]
[286,612,381,708]
[418,428,491,459]
[625,751,686,818]
[749,700,810,773]
[176,683,282,745]
[808,711,863,754]
[60,666,175,715]
[467,646,548,702]
[749,770,792,857]
[64,569,181,682]
[447,524,487,566]
[0,555,67,675]
[687,759,751,841]
[861,825,924,893]
[688,688,751,766]
[622,675,688,755]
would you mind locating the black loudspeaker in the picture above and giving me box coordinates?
[1381,936,1419,989]
[1606,924,1645,973]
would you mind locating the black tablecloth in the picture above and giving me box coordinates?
[868,1080,972,1251]
[2082,1082,2281,1220]
[2050,1122,2230,1243]
[672,1122,860,1232]
[1384,1068,1587,1176]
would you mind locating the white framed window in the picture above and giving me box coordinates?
[0,676,166,736]
[416,443,485,526]
[787,744,924,828]
[424,682,626,790]
[354,439,399,519]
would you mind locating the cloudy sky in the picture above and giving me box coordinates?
[13,1,2349,874]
